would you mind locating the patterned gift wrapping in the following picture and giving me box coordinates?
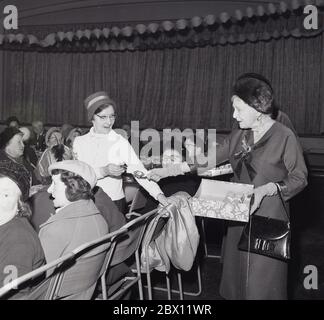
[190,179,254,222]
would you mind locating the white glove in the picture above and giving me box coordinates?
[100,164,126,178]
[146,162,191,182]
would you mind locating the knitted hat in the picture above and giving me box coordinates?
[84,91,117,121]
[49,160,97,189]
[0,159,31,201]
[0,127,23,149]
[45,127,62,147]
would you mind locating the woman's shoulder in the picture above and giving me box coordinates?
[273,121,297,140]
[0,149,8,160]
[74,131,90,143]
[1,217,39,245]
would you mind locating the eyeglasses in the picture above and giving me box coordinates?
[95,114,117,121]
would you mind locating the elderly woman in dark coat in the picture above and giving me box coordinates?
[147,73,308,300]
[0,127,38,185]
[0,160,45,299]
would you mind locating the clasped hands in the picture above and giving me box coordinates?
[100,163,127,177]
[99,163,179,208]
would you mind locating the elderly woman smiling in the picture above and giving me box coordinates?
[147,73,308,300]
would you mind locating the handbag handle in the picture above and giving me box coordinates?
[250,183,290,222]
[275,183,290,222]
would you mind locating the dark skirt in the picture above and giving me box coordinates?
[219,222,288,300]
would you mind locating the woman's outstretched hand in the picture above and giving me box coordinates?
[146,167,171,182]
[146,162,191,182]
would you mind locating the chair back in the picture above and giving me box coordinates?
[140,206,171,273]
[99,208,159,299]
[0,228,127,300]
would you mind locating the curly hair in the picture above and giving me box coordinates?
[51,169,93,201]
[233,73,274,115]
[17,199,32,218]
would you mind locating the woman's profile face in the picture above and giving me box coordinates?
[231,95,259,129]
[47,174,69,208]
[0,177,21,224]
[48,132,62,148]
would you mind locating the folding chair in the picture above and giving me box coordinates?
[99,208,159,300]
[140,208,172,300]
[0,228,127,300]
[149,203,202,299]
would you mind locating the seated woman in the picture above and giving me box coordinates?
[0,160,45,299]
[36,127,73,184]
[30,164,131,298]
[38,160,109,299]
[0,127,38,185]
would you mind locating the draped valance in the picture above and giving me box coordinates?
[0,0,323,52]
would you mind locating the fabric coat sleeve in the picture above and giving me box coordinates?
[279,133,308,201]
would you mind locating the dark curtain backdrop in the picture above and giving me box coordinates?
[1,33,323,134]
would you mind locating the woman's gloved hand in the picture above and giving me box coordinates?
[146,162,190,182]
[250,182,278,214]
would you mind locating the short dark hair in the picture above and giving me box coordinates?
[6,116,20,127]
[233,73,274,115]
[93,104,117,120]
[51,169,93,201]
[0,127,23,149]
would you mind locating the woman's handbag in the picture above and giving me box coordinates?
[238,184,290,261]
